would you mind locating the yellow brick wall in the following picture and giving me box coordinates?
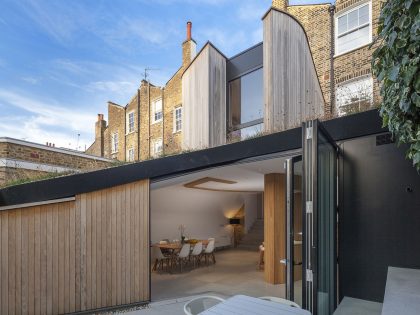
[0,141,112,186]
[333,0,382,114]
[89,39,195,162]
[273,0,381,118]
[125,92,140,161]
[107,102,126,161]
[288,4,332,116]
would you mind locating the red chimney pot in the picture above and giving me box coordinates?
[187,21,192,41]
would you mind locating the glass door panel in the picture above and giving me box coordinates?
[317,131,337,315]
[286,156,303,307]
[302,120,338,315]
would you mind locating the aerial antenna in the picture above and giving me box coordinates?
[143,68,160,83]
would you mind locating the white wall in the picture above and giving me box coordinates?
[151,186,258,248]
[244,194,258,233]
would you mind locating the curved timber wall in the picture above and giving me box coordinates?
[263,8,325,133]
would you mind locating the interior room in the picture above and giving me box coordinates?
[149,151,303,302]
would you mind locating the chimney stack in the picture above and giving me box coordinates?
[187,21,192,41]
[182,21,196,66]
[95,113,107,157]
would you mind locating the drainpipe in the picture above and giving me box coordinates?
[329,4,336,116]
[148,81,151,158]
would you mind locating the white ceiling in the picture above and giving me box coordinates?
[151,153,301,192]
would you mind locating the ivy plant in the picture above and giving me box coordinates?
[372,0,420,170]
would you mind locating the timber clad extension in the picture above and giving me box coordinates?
[87,0,381,162]
[0,180,149,314]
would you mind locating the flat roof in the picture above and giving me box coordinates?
[0,110,385,207]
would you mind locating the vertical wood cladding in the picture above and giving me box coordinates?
[182,43,226,150]
[0,180,150,314]
[263,8,324,133]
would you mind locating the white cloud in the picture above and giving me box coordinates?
[21,77,39,85]
[97,17,181,50]
[0,89,96,149]
[86,81,138,97]
[17,0,84,45]
[197,27,256,56]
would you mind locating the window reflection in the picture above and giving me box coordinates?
[228,68,263,140]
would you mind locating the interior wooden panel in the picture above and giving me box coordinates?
[0,179,149,314]
[264,173,286,284]
[263,9,324,133]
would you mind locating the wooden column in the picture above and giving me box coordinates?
[264,173,286,284]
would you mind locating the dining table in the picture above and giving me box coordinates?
[152,239,209,250]
[198,295,311,315]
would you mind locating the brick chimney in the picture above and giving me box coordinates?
[272,0,288,11]
[95,113,107,157]
[182,21,197,66]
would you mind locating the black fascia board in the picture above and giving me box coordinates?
[0,109,385,207]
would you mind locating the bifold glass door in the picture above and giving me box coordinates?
[285,156,303,307]
[286,120,338,315]
[303,120,338,315]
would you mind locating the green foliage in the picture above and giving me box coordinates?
[372,0,420,170]
[1,171,76,189]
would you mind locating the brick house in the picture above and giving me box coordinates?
[0,137,113,186]
[87,0,381,162]
[2,1,420,315]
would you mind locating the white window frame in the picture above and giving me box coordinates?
[111,132,119,154]
[126,111,135,134]
[335,75,373,116]
[335,1,372,56]
[127,147,135,162]
[173,106,182,133]
[152,98,163,124]
[151,138,163,157]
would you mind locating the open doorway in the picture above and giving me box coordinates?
[149,151,299,301]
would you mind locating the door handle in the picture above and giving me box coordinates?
[280,259,287,265]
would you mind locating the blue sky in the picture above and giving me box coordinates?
[0,0,330,150]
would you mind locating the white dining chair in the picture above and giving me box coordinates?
[184,295,225,315]
[176,243,191,272]
[202,239,216,265]
[258,296,301,308]
[190,242,203,267]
